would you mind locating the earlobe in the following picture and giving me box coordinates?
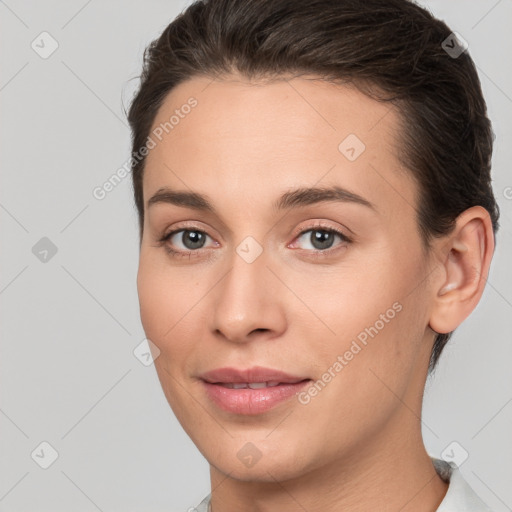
[428,206,495,334]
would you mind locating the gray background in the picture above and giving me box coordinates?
[1,1,511,511]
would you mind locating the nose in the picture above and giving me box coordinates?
[210,245,287,344]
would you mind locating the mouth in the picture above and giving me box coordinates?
[199,365,309,384]
[213,380,306,389]
[198,366,312,415]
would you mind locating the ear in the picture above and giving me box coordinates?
[428,206,495,335]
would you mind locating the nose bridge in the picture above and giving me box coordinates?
[211,237,284,342]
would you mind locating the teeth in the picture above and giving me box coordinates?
[248,382,267,389]
[220,381,284,389]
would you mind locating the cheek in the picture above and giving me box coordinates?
[299,281,428,449]
[314,248,428,371]
[137,260,166,342]
[137,253,184,349]
[136,255,224,446]
[136,251,208,369]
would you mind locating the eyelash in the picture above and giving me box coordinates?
[157,223,352,261]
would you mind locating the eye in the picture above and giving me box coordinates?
[159,228,217,258]
[157,223,352,260]
[290,224,352,255]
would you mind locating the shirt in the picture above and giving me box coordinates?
[192,456,493,511]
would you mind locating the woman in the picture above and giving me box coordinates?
[127,0,499,510]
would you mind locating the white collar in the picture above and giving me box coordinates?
[431,456,493,511]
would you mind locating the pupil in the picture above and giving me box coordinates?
[184,230,205,249]
[312,230,333,250]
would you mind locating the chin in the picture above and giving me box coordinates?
[197,436,312,482]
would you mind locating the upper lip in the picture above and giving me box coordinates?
[199,366,310,384]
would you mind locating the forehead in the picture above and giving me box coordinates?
[143,74,416,218]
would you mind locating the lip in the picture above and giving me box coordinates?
[199,366,311,415]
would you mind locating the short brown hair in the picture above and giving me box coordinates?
[127,0,500,373]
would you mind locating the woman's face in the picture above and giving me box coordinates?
[137,74,437,481]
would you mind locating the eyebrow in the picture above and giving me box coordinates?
[147,185,376,213]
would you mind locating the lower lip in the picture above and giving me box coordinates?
[202,380,311,415]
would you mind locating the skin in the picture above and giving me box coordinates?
[137,73,494,512]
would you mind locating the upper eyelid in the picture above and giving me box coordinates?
[163,227,216,245]
[292,222,351,240]
[292,226,351,246]
[163,223,347,237]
